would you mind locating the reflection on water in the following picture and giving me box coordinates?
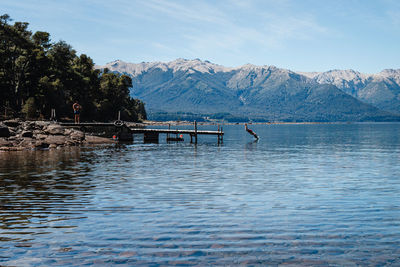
[0,149,93,242]
[1,124,400,266]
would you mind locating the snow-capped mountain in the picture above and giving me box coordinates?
[299,69,369,92]
[97,59,400,122]
[299,69,400,114]
[102,58,234,76]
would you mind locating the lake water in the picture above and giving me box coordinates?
[1,123,400,266]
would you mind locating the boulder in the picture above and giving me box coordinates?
[3,120,21,128]
[44,135,66,145]
[8,129,17,136]
[18,137,35,148]
[0,138,10,147]
[70,130,85,141]
[0,146,25,151]
[49,144,57,149]
[64,129,73,135]
[36,134,48,140]
[0,126,10,138]
[65,140,78,146]
[84,135,117,144]
[45,124,65,135]
[23,122,36,131]
[34,121,50,129]
[34,141,49,149]
[21,131,34,138]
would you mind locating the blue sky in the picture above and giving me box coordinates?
[2,0,400,73]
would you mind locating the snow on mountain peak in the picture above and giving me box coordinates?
[378,69,400,79]
[237,63,278,71]
[167,58,233,73]
[319,69,367,81]
[295,69,369,90]
[100,58,233,75]
[376,69,400,84]
[379,69,400,75]
[99,59,400,86]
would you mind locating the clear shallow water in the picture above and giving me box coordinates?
[1,123,400,266]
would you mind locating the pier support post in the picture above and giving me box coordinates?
[144,132,159,143]
[217,125,223,145]
[167,124,170,142]
[117,125,133,141]
[221,126,223,143]
[194,121,198,144]
[217,125,221,145]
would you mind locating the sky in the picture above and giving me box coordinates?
[2,0,400,73]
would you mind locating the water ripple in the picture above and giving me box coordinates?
[1,124,400,265]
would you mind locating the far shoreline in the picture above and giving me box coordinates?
[139,120,399,127]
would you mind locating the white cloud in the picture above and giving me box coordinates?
[133,0,328,58]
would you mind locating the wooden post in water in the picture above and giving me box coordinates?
[118,124,134,141]
[167,124,170,142]
[217,125,220,144]
[144,132,159,143]
[194,120,198,144]
[217,125,223,144]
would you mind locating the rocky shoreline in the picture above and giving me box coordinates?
[0,120,116,151]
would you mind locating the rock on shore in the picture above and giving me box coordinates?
[0,120,116,151]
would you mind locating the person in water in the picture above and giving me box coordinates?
[72,102,81,124]
[245,123,259,139]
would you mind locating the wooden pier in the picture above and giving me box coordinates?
[60,121,224,144]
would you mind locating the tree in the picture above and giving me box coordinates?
[21,97,37,119]
[98,71,132,120]
[0,14,146,122]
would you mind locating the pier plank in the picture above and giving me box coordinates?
[60,122,224,143]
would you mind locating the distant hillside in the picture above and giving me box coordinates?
[98,59,400,122]
[299,69,400,115]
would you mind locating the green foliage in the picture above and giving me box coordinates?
[21,97,37,119]
[0,14,146,122]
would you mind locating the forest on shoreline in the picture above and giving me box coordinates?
[0,14,146,122]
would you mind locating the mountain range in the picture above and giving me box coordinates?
[98,59,400,122]
[299,69,400,115]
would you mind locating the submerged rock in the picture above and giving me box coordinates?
[84,135,117,144]
[0,146,25,151]
[44,135,66,146]
[49,144,57,149]
[34,140,49,149]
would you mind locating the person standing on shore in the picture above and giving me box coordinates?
[72,101,81,124]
